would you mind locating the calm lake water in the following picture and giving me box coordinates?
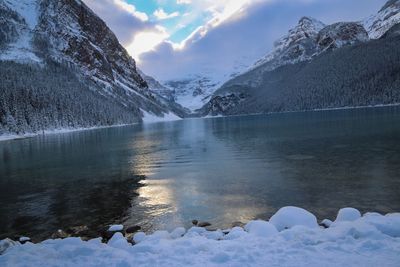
[1,107,400,241]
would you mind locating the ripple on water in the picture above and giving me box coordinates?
[286,154,315,160]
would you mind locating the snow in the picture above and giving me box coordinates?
[335,207,362,223]
[363,2,400,39]
[0,124,134,142]
[108,225,124,232]
[1,0,41,63]
[142,111,182,123]
[269,206,319,231]
[321,219,333,228]
[244,220,278,238]
[1,207,400,266]
[4,0,39,29]
[18,237,30,243]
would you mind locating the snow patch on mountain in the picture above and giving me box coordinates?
[142,111,181,123]
[0,0,41,62]
[252,17,326,71]
[3,0,39,29]
[163,62,250,112]
[364,0,400,39]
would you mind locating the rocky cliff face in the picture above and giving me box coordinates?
[252,17,325,72]
[0,0,185,121]
[36,0,147,91]
[364,0,400,39]
[317,22,369,51]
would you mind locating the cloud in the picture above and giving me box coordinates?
[177,0,191,5]
[84,0,153,45]
[84,0,387,82]
[127,26,170,60]
[139,0,387,81]
[84,0,171,61]
[153,8,180,20]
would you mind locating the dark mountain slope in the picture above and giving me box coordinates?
[200,27,400,116]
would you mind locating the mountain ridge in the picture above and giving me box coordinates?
[0,0,185,135]
[199,0,400,116]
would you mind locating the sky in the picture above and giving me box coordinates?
[84,0,387,81]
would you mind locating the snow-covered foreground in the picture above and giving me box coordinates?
[1,207,399,267]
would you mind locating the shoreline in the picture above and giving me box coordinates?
[0,123,136,142]
[200,102,400,119]
[1,103,400,143]
[1,206,399,266]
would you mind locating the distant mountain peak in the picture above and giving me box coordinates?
[249,17,325,73]
[275,16,325,47]
[364,0,400,39]
[317,22,369,51]
[297,16,326,33]
[380,0,400,13]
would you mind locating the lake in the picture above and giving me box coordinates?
[1,106,400,241]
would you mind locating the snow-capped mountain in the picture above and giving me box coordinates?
[199,0,400,116]
[162,61,250,113]
[164,75,225,112]
[252,17,325,71]
[0,0,185,124]
[364,0,400,39]
[222,0,399,90]
[248,18,370,77]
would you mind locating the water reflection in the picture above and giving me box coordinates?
[1,107,400,240]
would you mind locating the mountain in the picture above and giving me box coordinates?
[199,0,400,116]
[364,0,400,39]
[251,17,326,73]
[0,0,185,135]
[161,61,250,113]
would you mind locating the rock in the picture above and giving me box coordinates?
[18,236,31,244]
[125,233,135,244]
[125,225,141,234]
[317,22,369,51]
[80,236,91,242]
[231,221,245,228]
[320,219,333,228]
[191,220,199,226]
[51,229,70,239]
[0,238,19,255]
[100,229,114,242]
[67,225,90,237]
[198,221,212,228]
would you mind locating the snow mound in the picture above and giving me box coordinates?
[1,208,400,266]
[108,225,124,232]
[108,232,130,250]
[269,206,319,231]
[335,207,362,222]
[170,227,186,239]
[244,220,278,237]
